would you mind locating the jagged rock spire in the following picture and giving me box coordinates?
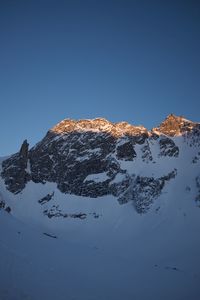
[19,139,29,158]
[1,140,30,194]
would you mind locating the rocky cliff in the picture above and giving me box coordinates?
[1,114,200,213]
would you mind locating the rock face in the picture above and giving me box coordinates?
[159,137,179,157]
[19,139,29,158]
[1,115,200,213]
[0,193,11,213]
[196,176,200,207]
[153,114,199,137]
[1,140,30,194]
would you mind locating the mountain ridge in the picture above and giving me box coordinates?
[49,114,199,137]
[1,114,200,215]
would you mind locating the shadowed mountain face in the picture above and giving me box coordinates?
[1,115,200,213]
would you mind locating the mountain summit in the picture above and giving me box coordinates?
[153,114,199,136]
[50,114,198,136]
[51,117,147,137]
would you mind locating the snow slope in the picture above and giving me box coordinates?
[0,166,200,300]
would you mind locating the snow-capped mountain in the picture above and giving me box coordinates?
[0,114,200,300]
[1,114,200,215]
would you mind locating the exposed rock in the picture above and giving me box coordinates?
[0,199,5,209]
[43,232,57,239]
[116,142,136,161]
[153,114,198,137]
[70,213,87,219]
[24,120,148,199]
[43,203,98,220]
[19,139,29,159]
[141,141,153,162]
[38,192,54,205]
[118,170,177,213]
[51,118,148,138]
[1,116,199,213]
[159,138,179,157]
[5,206,11,213]
[1,140,30,194]
[195,176,200,207]
[0,194,11,213]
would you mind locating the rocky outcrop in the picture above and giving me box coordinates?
[0,193,11,213]
[117,169,177,213]
[195,176,200,207]
[159,137,179,157]
[38,192,55,205]
[1,140,30,194]
[0,198,5,209]
[43,205,99,220]
[19,139,29,158]
[141,141,153,162]
[50,118,148,138]
[153,114,198,137]
[116,142,137,161]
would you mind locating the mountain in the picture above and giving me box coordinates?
[1,114,200,213]
[0,114,200,300]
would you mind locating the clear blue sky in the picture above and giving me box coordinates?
[0,0,200,155]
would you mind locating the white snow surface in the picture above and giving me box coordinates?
[84,172,109,183]
[0,176,200,299]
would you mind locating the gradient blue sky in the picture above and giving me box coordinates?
[0,0,200,155]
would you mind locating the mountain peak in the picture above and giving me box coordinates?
[153,114,198,136]
[50,118,148,137]
[51,118,113,134]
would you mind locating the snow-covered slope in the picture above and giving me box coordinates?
[0,176,200,300]
[0,114,200,299]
